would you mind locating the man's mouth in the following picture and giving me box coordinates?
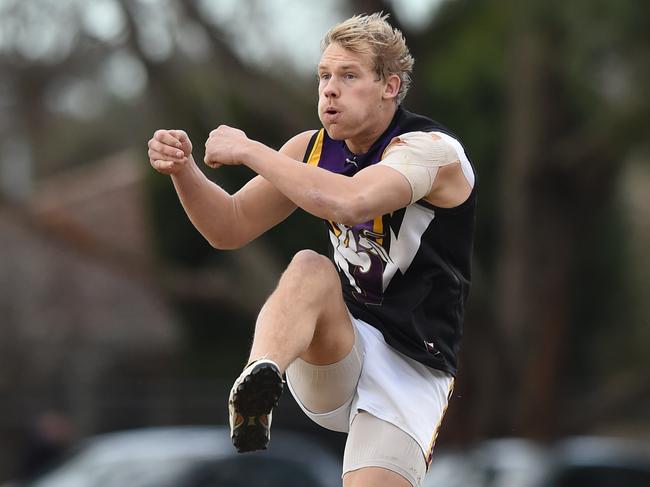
[323,107,342,122]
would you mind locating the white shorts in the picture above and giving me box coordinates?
[286,314,454,465]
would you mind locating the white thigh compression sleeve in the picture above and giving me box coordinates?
[343,411,426,487]
[379,131,460,204]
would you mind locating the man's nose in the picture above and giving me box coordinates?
[323,78,340,98]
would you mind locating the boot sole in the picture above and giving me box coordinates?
[231,362,283,452]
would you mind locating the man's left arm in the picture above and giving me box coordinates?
[204,125,412,226]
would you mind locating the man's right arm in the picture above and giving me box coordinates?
[148,129,314,249]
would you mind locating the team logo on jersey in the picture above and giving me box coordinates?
[424,340,442,355]
[328,221,388,305]
[328,204,437,306]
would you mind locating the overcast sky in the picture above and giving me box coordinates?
[0,0,445,69]
[0,0,446,122]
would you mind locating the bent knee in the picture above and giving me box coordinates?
[289,249,336,276]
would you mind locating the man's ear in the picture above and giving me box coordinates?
[383,74,401,100]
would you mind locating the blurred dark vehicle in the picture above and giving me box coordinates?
[424,436,650,487]
[545,437,650,487]
[10,426,341,487]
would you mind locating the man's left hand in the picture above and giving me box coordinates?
[204,125,251,169]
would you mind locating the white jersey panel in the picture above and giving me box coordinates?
[382,204,436,292]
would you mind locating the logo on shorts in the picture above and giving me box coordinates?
[424,340,441,355]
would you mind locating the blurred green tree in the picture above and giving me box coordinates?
[401,0,650,441]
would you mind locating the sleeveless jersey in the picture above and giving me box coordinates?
[302,107,476,375]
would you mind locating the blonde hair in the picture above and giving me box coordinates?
[321,13,414,104]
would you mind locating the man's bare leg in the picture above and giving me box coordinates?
[248,249,355,371]
[229,249,354,452]
[344,467,414,487]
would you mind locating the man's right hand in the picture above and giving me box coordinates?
[148,129,193,175]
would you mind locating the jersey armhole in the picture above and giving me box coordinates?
[303,129,325,165]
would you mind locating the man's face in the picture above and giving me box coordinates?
[317,43,388,144]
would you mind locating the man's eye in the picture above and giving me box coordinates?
[319,73,331,80]
[345,73,356,80]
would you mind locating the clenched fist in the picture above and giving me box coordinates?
[204,125,252,169]
[148,129,193,175]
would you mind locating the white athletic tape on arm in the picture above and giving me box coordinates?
[379,131,460,204]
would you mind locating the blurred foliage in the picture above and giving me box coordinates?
[400,0,650,439]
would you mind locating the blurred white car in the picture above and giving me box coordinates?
[12,426,342,487]
[424,438,549,487]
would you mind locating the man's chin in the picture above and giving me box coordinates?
[323,124,349,141]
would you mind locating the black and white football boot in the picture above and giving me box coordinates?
[228,359,284,453]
